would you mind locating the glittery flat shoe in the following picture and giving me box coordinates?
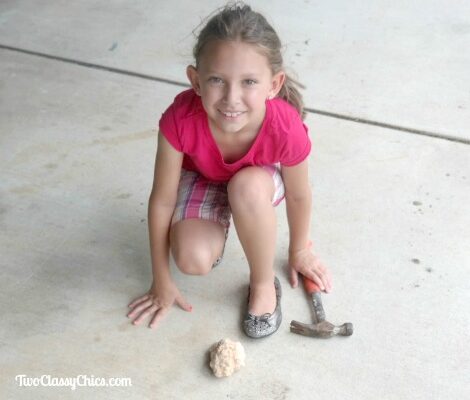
[243,277,282,339]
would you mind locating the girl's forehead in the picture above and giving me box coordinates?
[198,40,270,71]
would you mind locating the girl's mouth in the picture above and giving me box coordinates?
[219,110,245,119]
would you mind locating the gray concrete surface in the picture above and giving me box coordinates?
[1,0,470,141]
[1,1,469,399]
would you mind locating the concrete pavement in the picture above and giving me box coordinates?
[1,1,469,399]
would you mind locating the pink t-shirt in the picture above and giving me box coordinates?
[159,89,311,182]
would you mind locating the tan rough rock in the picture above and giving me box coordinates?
[209,338,246,378]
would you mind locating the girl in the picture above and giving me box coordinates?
[127,3,332,338]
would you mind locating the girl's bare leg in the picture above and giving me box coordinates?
[227,167,277,315]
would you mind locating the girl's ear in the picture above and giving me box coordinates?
[269,71,286,98]
[186,65,201,96]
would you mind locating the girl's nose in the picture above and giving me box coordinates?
[223,84,241,105]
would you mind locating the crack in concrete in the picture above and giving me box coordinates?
[1,44,469,146]
[305,108,470,145]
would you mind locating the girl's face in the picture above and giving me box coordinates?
[187,40,285,136]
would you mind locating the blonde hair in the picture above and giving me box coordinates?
[192,2,306,119]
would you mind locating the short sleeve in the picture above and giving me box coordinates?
[279,118,311,167]
[158,102,183,152]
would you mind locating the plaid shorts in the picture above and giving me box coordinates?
[171,165,285,229]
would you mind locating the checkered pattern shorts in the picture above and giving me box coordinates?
[171,165,285,229]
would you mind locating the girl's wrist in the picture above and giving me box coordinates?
[288,240,313,255]
[152,262,172,281]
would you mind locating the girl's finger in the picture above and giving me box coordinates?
[132,304,158,325]
[324,272,333,293]
[289,267,299,288]
[315,262,327,273]
[149,306,170,329]
[128,294,150,308]
[317,264,332,292]
[127,299,153,318]
[176,294,193,312]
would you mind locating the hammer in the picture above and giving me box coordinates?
[290,276,353,338]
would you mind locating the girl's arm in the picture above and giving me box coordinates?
[127,132,192,328]
[148,132,183,281]
[281,159,332,292]
[282,159,311,254]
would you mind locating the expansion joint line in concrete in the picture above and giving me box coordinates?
[304,108,470,145]
[0,44,189,89]
[1,44,468,146]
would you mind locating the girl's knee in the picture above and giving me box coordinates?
[172,245,213,276]
[170,219,226,275]
[228,167,273,208]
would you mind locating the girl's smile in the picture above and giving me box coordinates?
[219,110,246,119]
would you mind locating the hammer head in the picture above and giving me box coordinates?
[290,319,354,338]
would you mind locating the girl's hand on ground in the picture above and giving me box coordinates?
[288,241,332,293]
[127,279,192,329]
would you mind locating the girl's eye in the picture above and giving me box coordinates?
[208,77,223,85]
[244,79,257,86]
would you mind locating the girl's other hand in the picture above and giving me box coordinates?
[127,279,192,329]
[288,241,332,293]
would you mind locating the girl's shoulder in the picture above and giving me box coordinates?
[159,89,206,151]
[268,97,306,133]
[168,89,205,121]
[270,97,301,116]
[266,98,311,166]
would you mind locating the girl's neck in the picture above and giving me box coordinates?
[207,108,267,164]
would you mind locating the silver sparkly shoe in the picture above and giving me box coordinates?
[243,277,282,339]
